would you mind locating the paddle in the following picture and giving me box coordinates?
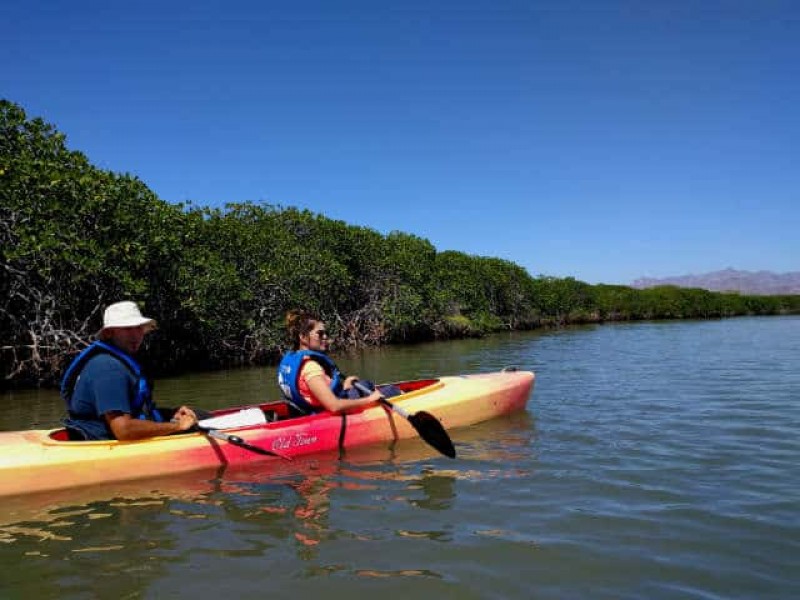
[200,426,292,460]
[194,407,290,460]
[353,381,456,458]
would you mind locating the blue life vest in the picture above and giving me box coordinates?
[277,350,344,414]
[60,340,163,422]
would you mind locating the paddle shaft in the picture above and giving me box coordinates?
[352,381,456,458]
[202,427,291,460]
[379,396,408,417]
[352,381,417,420]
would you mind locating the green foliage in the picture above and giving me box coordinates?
[1,100,189,382]
[2,98,798,387]
[432,252,542,335]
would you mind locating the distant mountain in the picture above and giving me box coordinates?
[631,268,800,295]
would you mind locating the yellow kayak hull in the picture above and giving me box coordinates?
[0,370,534,497]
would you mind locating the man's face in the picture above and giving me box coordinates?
[107,325,148,354]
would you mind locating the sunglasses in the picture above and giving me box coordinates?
[312,329,329,338]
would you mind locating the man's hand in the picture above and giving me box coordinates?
[107,407,198,441]
[172,406,198,431]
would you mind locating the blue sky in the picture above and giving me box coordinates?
[3,0,798,284]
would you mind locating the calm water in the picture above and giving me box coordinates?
[1,316,798,599]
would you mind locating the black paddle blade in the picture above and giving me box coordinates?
[408,411,456,458]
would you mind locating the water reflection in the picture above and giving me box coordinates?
[1,479,220,598]
[1,411,535,558]
[408,469,456,511]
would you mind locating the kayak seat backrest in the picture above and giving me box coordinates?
[266,402,293,420]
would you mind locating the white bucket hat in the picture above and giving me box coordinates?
[97,301,157,338]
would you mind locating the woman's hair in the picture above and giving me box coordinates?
[285,309,322,349]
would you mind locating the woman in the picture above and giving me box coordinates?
[277,309,382,415]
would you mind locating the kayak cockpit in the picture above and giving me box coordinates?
[46,378,442,442]
[395,378,439,393]
[49,429,72,441]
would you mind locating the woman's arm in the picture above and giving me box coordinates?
[306,375,381,413]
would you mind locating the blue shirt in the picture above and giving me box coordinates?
[65,353,138,440]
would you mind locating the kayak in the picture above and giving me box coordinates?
[0,369,534,498]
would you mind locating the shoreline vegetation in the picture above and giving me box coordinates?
[3,99,799,389]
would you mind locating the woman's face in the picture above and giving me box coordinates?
[300,320,330,352]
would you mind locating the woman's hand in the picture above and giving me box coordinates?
[343,375,359,390]
[307,375,381,414]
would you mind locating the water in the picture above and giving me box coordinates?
[1,316,798,599]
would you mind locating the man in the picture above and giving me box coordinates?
[61,301,198,440]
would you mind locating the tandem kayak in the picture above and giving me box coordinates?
[0,369,534,498]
